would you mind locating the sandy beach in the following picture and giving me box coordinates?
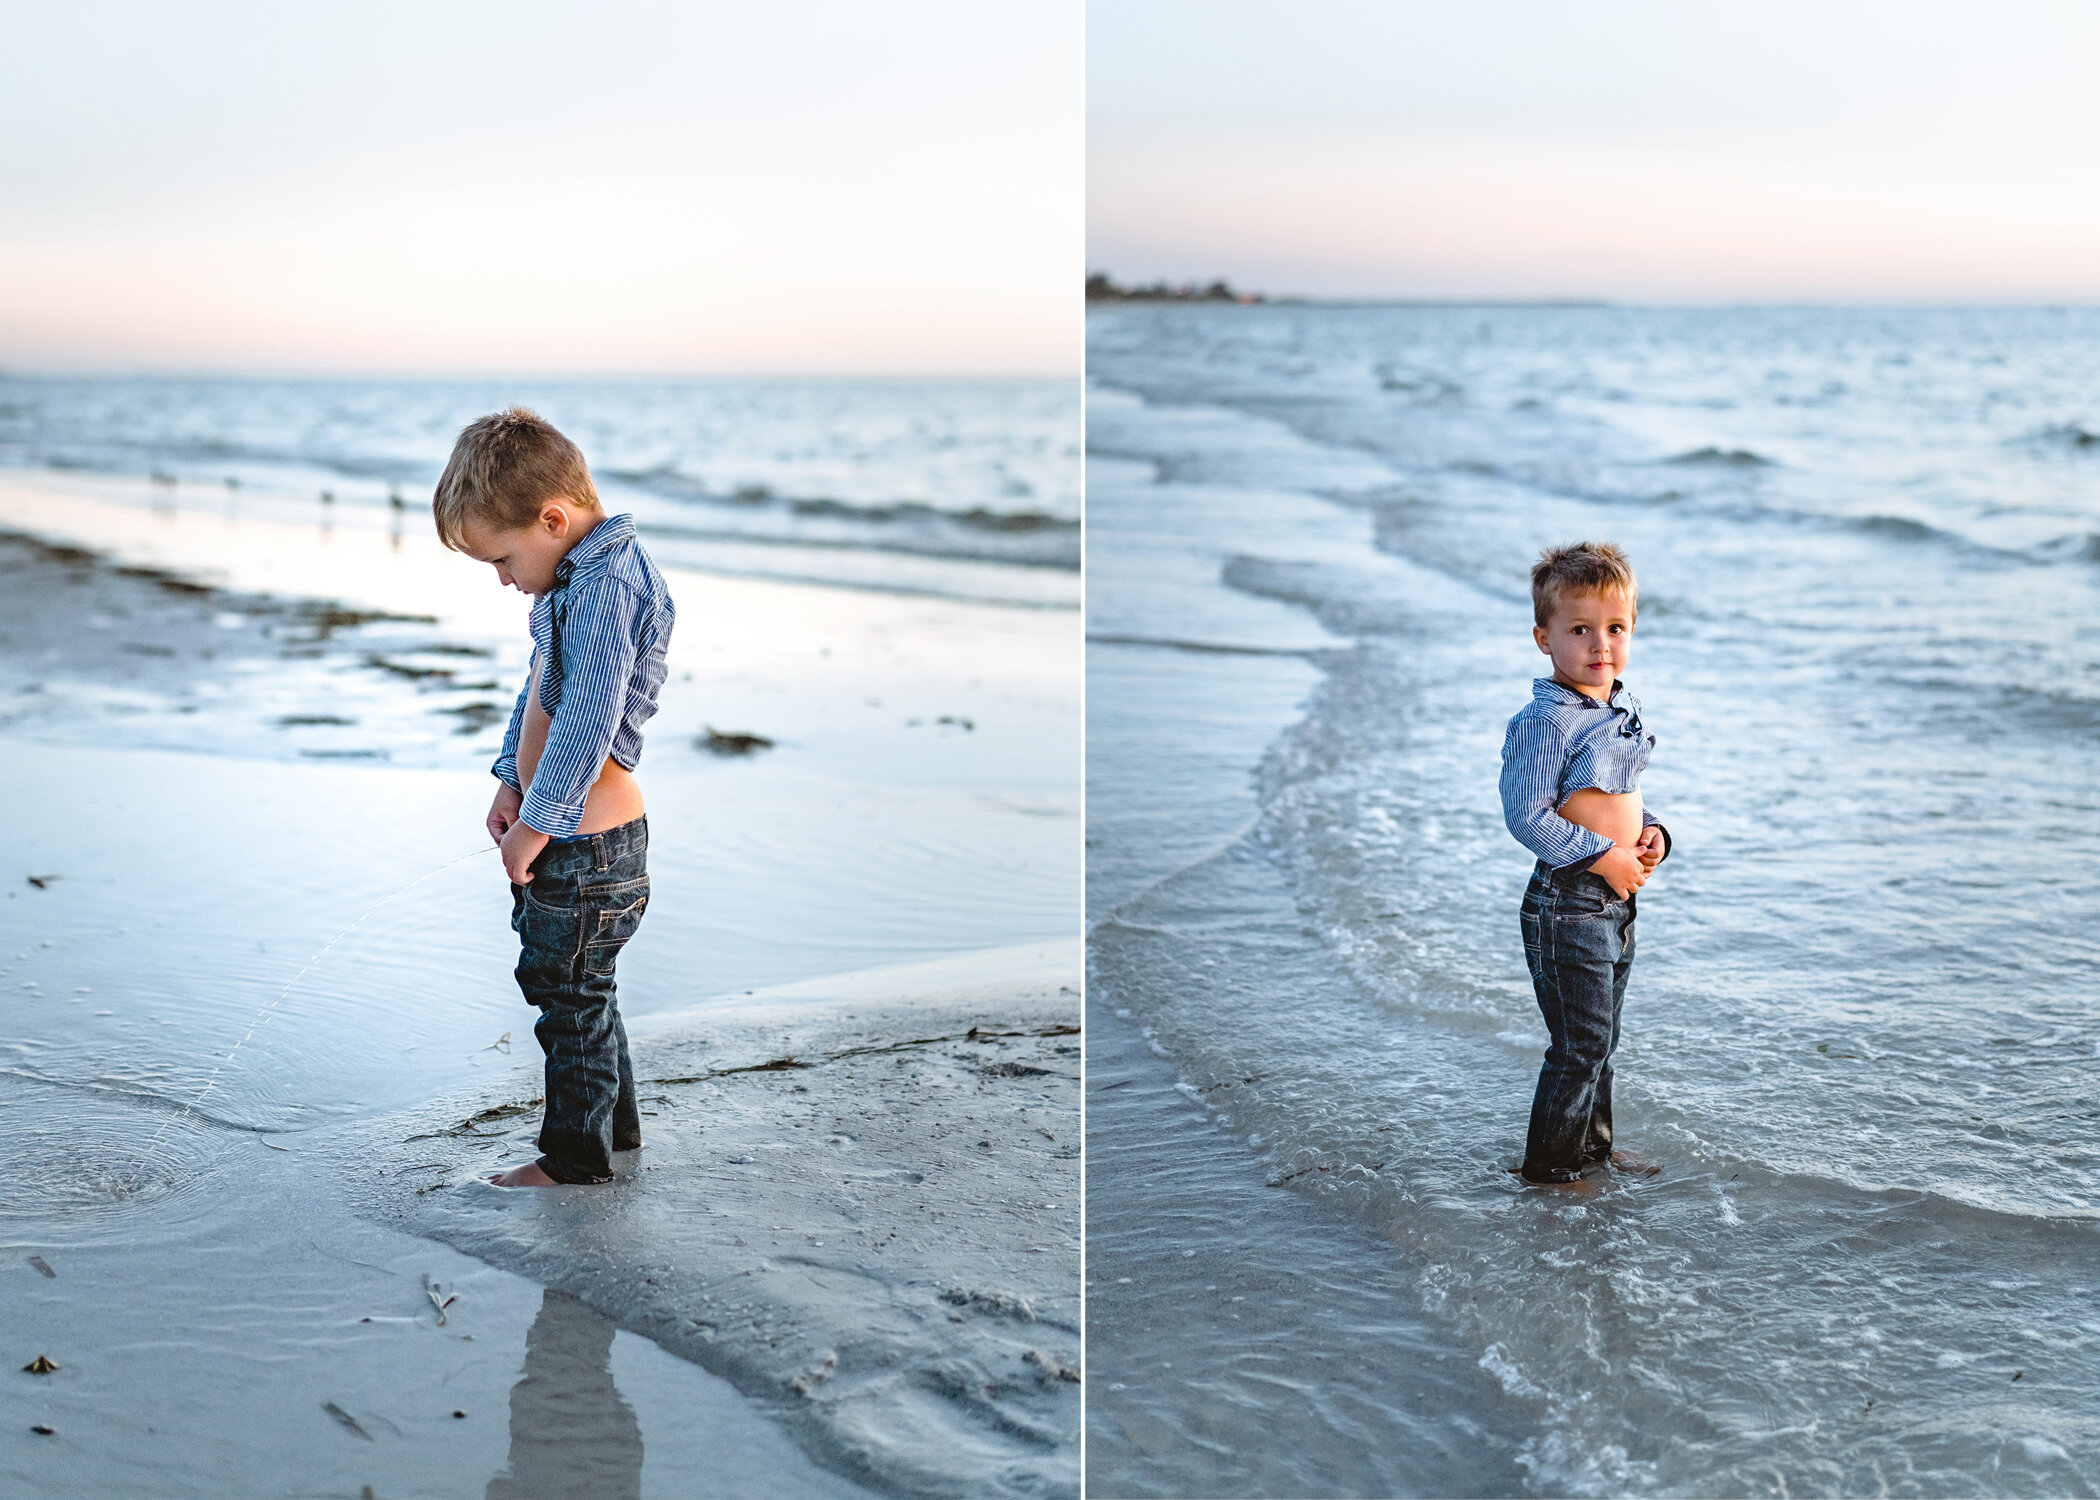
[358,944,1080,1496]
[1,459,1078,1497]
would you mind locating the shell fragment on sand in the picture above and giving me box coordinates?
[322,1401,373,1440]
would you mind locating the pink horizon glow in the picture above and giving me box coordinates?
[3,3,1080,377]
[1090,1,2100,304]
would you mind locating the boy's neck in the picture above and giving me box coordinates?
[1552,671,1618,701]
[557,508,606,558]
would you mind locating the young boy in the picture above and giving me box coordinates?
[1500,541,1669,1187]
[433,407,675,1188]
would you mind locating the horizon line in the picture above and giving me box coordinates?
[0,365,1081,384]
[1087,294,2100,311]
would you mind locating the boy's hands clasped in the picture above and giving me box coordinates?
[1593,827,1666,899]
[487,782,523,843]
[488,783,550,883]
[1591,845,1647,900]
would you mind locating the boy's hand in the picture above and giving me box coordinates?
[1635,825,1666,872]
[487,783,523,844]
[1591,844,1648,900]
[500,818,551,884]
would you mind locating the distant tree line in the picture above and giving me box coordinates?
[1085,272,1263,304]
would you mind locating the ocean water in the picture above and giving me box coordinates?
[0,374,1079,588]
[1085,305,2100,1497]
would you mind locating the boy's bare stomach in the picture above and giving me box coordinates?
[517,657,645,836]
[1557,787,1642,852]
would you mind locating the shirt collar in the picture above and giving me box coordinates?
[551,512,634,591]
[1533,675,1625,708]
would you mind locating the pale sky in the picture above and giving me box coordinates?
[1091,0,2100,302]
[0,1,1079,375]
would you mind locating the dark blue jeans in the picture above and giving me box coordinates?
[510,817,649,1184]
[1518,862,1635,1184]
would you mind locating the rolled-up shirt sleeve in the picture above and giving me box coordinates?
[1501,713,1616,868]
[517,576,642,838]
[490,674,531,792]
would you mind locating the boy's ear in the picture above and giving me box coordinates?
[538,500,572,536]
[1532,624,1551,654]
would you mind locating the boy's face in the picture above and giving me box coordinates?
[455,500,593,597]
[1533,587,1635,698]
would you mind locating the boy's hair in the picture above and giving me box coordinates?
[432,407,599,550]
[1531,541,1636,627]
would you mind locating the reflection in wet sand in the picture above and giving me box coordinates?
[487,1290,642,1500]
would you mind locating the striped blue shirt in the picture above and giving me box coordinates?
[1500,677,1664,869]
[492,514,675,838]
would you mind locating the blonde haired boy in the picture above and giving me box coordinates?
[435,407,674,1188]
[1499,541,1668,1186]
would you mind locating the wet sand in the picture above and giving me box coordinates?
[0,469,1078,1496]
[358,943,1081,1498]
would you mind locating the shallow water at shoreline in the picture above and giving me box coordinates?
[1085,866,1531,1499]
[5,1138,873,1500]
[1085,306,2100,1497]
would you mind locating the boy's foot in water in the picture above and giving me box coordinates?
[1608,1150,1661,1177]
[486,1161,562,1187]
[1506,1164,1605,1194]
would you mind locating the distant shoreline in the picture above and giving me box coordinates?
[1085,272,1610,309]
[1086,271,1263,304]
[1084,286,2100,310]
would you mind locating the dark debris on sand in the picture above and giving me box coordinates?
[700,726,774,756]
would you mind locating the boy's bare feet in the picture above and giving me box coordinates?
[487,1161,562,1188]
[1608,1150,1661,1177]
[1505,1165,1604,1194]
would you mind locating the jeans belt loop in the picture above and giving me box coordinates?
[591,831,608,871]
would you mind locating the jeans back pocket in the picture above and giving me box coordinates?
[583,876,650,976]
